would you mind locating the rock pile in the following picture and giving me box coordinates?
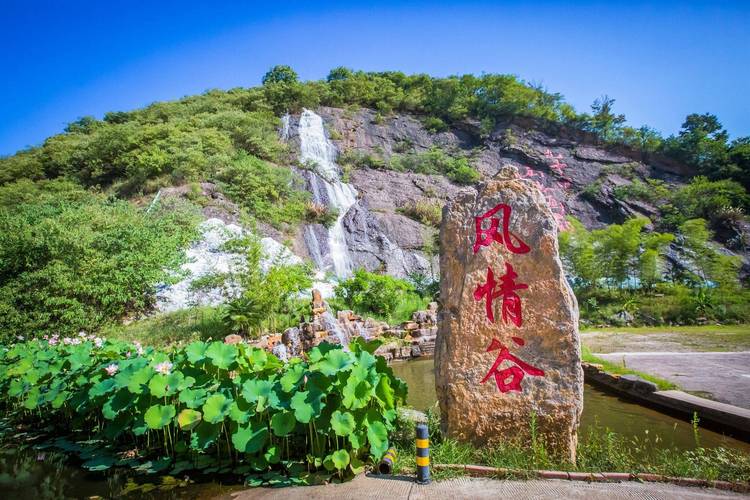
[238,289,438,362]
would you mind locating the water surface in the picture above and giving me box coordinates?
[391,356,750,453]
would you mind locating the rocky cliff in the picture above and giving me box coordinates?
[277,107,747,282]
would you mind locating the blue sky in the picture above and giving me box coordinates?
[2,0,748,155]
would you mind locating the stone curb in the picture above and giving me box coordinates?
[431,464,750,493]
[582,362,750,439]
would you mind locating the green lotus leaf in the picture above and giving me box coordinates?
[270,411,296,437]
[241,379,279,412]
[330,410,356,436]
[280,364,305,392]
[206,342,237,370]
[350,337,383,355]
[190,422,221,450]
[232,423,268,454]
[127,366,154,394]
[148,371,186,398]
[202,393,232,424]
[350,456,366,474]
[23,387,40,410]
[349,431,365,450]
[178,387,207,409]
[367,421,388,459]
[342,376,371,410]
[316,349,352,376]
[307,342,337,363]
[185,341,208,364]
[290,390,324,423]
[83,455,116,471]
[102,389,133,419]
[229,401,250,424]
[8,379,26,398]
[331,449,350,470]
[264,445,281,464]
[177,409,202,431]
[246,348,267,371]
[144,404,176,429]
[103,412,132,440]
[375,374,395,409]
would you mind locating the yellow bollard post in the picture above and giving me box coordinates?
[415,423,430,484]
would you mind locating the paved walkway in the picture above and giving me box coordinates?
[596,351,750,409]
[229,474,746,499]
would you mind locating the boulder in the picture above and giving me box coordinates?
[435,168,583,461]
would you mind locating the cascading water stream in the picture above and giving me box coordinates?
[297,109,358,278]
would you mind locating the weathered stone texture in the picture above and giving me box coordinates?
[435,169,583,461]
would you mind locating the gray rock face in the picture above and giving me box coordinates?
[279,107,746,284]
[435,169,583,461]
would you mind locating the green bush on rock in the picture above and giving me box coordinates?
[0,336,406,484]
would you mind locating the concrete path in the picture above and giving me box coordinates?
[229,474,746,499]
[596,351,750,409]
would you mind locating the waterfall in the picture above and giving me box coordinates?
[298,109,357,278]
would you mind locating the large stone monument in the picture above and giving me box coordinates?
[435,168,583,461]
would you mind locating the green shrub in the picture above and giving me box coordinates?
[222,237,313,337]
[389,147,479,184]
[0,190,199,342]
[333,269,424,322]
[215,153,309,227]
[0,336,406,483]
[397,199,443,227]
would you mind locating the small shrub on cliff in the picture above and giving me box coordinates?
[397,199,443,227]
[215,152,309,228]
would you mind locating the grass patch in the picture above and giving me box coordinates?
[390,408,750,483]
[102,306,230,348]
[581,346,676,390]
[581,324,750,336]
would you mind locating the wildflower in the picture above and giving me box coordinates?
[78,331,87,338]
[105,363,119,376]
[94,337,104,348]
[155,361,173,375]
[125,351,132,358]
[63,337,73,345]
[133,341,144,356]
[16,335,24,341]
[48,337,59,346]
[71,338,82,345]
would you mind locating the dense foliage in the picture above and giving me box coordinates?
[560,216,748,325]
[0,335,406,484]
[220,237,313,337]
[0,181,199,342]
[332,269,431,323]
[339,146,480,185]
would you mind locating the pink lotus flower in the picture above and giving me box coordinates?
[105,363,119,376]
[154,361,173,375]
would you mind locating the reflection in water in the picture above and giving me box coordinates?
[391,357,750,453]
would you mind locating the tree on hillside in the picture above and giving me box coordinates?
[261,65,298,85]
[589,95,626,142]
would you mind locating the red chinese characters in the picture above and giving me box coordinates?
[473,203,530,255]
[480,337,545,393]
[473,263,528,326]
